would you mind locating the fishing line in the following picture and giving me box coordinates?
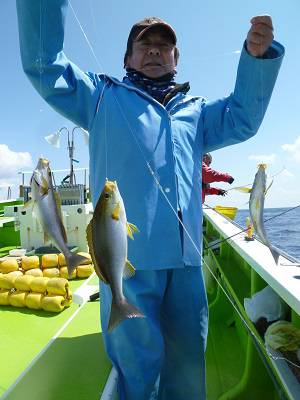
[57,3,300,375]
[264,204,300,223]
[203,202,300,250]
[104,99,108,180]
[38,0,44,113]
[69,1,103,71]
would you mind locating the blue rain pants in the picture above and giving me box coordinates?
[100,266,208,400]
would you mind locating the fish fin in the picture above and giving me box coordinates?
[43,231,51,245]
[123,259,135,280]
[53,192,68,243]
[58,217,68,243]
[32,170,42,187]
[126,222,139,240]
[270,246,281,265]
[86,221,109,283]
[65,253,89,279]
[54,191,63,219]
[111,202,120,220]
[108,298,145,332]
[40,177,49,195]
[255,199,260,210]
[265,179,274,196]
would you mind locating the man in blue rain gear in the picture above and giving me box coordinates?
[16,2,284,399]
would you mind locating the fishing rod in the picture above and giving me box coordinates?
[226,167,286,193]
[264,204,300,223]
[203,202,300,250]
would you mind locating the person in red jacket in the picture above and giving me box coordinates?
[202,153,234,203]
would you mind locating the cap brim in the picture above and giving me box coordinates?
[135,23,177,44]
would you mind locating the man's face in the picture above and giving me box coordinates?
[126,30,177,78]
[203,156,212,166]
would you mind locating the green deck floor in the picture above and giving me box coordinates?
[0,277,111,400]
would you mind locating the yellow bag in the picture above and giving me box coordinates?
[8,271,23,279]
[77,264,94,278]
[42,295,65,312]
[0,258,19,273]
[77,252,92,265]
[43,268,60,278]
[9,291,27,307]
[58,253,66,266]
[47,278,69,296]
[41,254,58,268]
[0,274,16,290]
[26,292,44,310]
[0,289,10,305]
[30,277,49,293]
[59,266,76,280]
[21,256,40,270]
[25,268,43,277]
[14,275,35,292]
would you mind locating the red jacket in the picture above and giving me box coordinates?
[202,162,233,203]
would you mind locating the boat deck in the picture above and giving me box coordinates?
[0,276,111,400]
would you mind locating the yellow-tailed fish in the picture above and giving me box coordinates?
[29,158,88,277]
[86,180,145,332]
[233,186,252,193]
[249,164,280,264]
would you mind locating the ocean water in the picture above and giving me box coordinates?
[235,207,300,261]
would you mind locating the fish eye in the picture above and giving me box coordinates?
[104,193,110,199]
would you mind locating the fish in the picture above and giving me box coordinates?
[86,180,145,332]
[249,164,280,264]
[29,158,88,276]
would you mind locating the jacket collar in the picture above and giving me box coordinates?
[99,74,201,112]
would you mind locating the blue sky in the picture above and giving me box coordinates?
[0,0,299,209]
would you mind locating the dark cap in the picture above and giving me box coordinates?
[124,17,177,63]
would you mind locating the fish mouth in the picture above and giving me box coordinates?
[258,163,267,170]
[104,180,117,193]
[37,157,50,168]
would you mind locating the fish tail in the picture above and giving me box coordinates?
[108,298,145,333]
[270,247,281,265]
[66,253,90,278]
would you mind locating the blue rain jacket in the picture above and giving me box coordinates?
[16,0,284,270]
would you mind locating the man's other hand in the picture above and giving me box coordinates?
[246,15,274,57]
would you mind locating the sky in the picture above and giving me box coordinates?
[0,0,299,209]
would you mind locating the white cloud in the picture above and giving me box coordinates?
[248,153,276,164]
[282,136,300,163]
[0,144,33,183]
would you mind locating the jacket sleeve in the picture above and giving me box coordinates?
[202,162,231,184]
[16,0,103,131]
[201,41,285,152]
[206,187,221,195]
